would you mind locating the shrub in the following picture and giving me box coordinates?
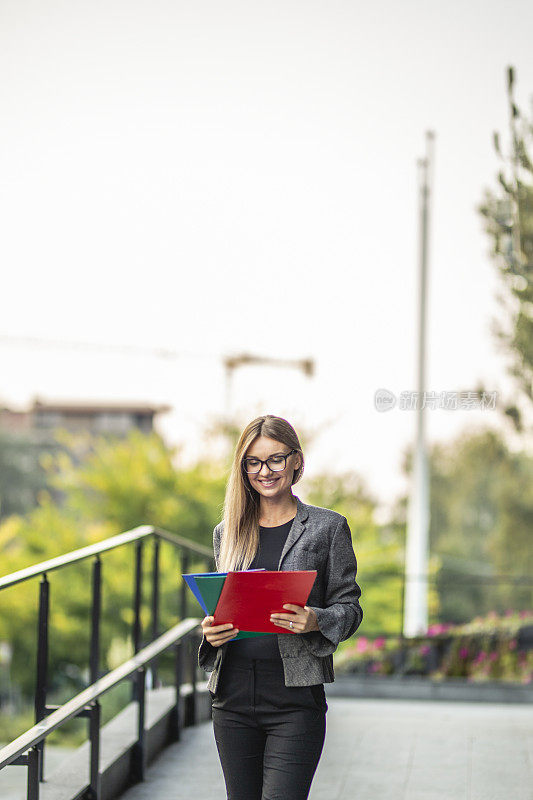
[334,609,533,683]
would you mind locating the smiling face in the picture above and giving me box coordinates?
[243,435,302,500]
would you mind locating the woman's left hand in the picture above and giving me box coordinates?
[270,604,319,633]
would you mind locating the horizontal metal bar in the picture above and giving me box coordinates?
[44,705,93,718]
[0,618,201,770]
[345,571,533,583]
[0,527,153,591]
[0,525,212,592]
[151,527,213,559]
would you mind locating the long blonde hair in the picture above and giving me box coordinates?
[218,415,305,572]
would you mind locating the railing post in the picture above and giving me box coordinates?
[26,746,40,800]
[131,667,146,782]
[133,542,143,654]
[88,556,102,800]
[190,635,197,726]
[90,556,102,684]
[180,552,189,621]
[88,700,101,800]
[150,538,160,687]
[34,574,49,782]
[131,542,143,703]
[172,641,184,740]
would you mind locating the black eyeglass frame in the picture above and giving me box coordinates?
[241,449,298,475]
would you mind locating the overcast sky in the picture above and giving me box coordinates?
[1,0,532,512]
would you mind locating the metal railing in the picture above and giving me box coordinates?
[360,569,533,639]
[0,524,215,800]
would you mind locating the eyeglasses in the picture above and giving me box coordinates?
[242,449,298,474]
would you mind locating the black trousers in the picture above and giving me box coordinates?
[210,654,328,800]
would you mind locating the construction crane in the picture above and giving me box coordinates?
[0,335,315,419]
[222,353,315,417]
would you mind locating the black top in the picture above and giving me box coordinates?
[224,516,295,661]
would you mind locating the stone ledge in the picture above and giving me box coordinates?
[327,674,533,703]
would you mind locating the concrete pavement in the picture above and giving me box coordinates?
[118,696,533,800]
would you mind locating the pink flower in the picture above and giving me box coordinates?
[505,609,514,617]
[427,623,451,635]
[508,639,517,650]
[369,662,380,673]
[459,648,469,659]
[374,637,386,650]
[420,644,431,655]
[519,610,529,619]
[356,637,368,653]
[489,652,498,662]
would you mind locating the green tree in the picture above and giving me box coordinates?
[304,472,422,636]
[0,428,225,698]
[478,66,533,426]
[0,428,63,520]
[421,426,533,622]
[43,427,227,548]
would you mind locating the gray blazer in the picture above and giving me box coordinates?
[197,494,363,691]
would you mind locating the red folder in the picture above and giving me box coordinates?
[212,570,317,634]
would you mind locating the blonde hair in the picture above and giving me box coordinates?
[218,415,305,572]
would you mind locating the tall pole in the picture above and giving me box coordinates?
[404,130,435,637]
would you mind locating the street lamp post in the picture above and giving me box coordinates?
[403,130,435,637]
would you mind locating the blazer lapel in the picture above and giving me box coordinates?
[278,495,309,568]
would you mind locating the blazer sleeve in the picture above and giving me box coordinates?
[197,523,223,672]
[303,515,363,658]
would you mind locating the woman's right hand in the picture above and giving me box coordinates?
[201,616,239,647]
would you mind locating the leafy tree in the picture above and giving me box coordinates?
[417,426,533,623]
[43,427,227,548]
[478,66,533,428]
[304,472,433,636]
[0,429,62,521]
[0,428,225,698]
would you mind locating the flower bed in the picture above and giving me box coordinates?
[334,610,533,684]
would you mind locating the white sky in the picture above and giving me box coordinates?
[1,0,532,512]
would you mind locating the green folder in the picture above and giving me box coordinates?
[189,574,271,640]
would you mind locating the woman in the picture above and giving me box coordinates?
[198,414,363,800]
